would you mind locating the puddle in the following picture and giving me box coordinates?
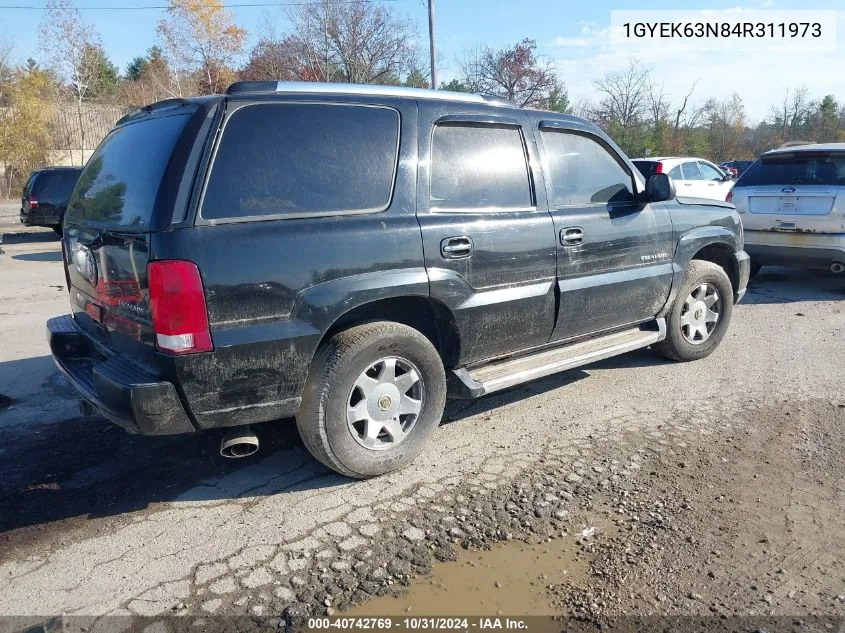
[346,531,595,618]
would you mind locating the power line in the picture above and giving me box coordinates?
[0,0,399,9]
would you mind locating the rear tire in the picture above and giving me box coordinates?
[297,321,446,478]
[52,226,63,236]
[652,260,734,363]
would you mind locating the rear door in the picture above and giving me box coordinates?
[416,103,557,365]
[536,120,675,341]
[678,161,705,197]
[732,150,845,233]
[63,106,209,355]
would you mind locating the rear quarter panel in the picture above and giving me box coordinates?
[155,97,423,429]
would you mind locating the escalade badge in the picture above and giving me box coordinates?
[73,245,98,287]
[781,187,796,193]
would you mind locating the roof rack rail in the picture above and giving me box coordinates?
[225,80,514,106]
[116,98,192,125]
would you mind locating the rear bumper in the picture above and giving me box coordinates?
[20,209,62,227]
[47,315,196,435]
[744,230,845,268]
[734,249,750,303]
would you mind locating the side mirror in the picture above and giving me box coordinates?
[723,173,733,182]
[645,173,676,203]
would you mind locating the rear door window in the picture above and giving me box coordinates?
[202,103,400,220]
[541,129,634,206]
[430,123,532,210]
[669,165,683,179]
[67,113,191,230]
[737,153,845,186]
[681,162,702,180]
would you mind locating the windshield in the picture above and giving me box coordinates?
[66,113,190,231]
[736,152,845,187]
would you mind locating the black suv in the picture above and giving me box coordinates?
[48,82,750,478]
[20,167,83,234]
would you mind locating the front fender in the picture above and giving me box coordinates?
[658,227,743,318]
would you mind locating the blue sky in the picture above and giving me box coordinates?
[1,0,844,122]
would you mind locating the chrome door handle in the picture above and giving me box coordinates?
[440,236,473,259]
[560,227,583,246]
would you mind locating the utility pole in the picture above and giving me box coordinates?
[427,0,437,89]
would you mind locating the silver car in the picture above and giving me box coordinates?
[730,144,845,275]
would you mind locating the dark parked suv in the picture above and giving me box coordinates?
[48,82,749,478]
[20,166,83,234]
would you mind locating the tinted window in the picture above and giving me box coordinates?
[67,113,190,230]
[542,130,634,206]
[681,162,702,180]
[33,170,81,201]
[698,162,723,181]
[669,165,683,179]
[203,103,399,220]
[430,124,531,210]
[736,153,845,187]
[632,160,660,177]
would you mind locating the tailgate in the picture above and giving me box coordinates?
[733,151,845,233]
[62,107,199,354]
[64,227,154,352]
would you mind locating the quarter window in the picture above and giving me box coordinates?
[541,130,634,207]
[202,103,400,220]
[430,123,532,210]
[669,165,683,179]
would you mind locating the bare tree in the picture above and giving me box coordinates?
[0,38,13,105]
[591,58,650,155]
[704,93,746,161]
[39,0,102,164]
[457,39,560,108]
[593,59,649,128]
[157,0,247,95]
[770,86,814,143]
[285,0,420,84]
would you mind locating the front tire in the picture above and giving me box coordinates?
[652,260,734,363]
[297,321,447,478]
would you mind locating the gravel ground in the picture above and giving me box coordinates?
[0,227,843,631]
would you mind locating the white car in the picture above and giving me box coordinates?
[729,144,845,275]
[632,157,734,202]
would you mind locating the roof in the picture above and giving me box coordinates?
[36,166,84,172]
[764,142,845,155]
[225,81,516,108]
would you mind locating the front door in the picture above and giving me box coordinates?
[416,104,557,365]
[535,121,675,342]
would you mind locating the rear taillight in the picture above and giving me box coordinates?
[29,197,39,209]
[726,191,733,203]
[147,260,213,354]
[655,162,664,174]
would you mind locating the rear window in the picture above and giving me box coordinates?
[201,103,400,220]
[66,113,190,230]
[736,153,845,187]
[632,160,660,176]
[32,170,81,201]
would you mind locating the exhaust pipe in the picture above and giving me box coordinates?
[220,427,259,458]
[831,262,845,274]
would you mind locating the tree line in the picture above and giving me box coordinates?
[2,0,845,197]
